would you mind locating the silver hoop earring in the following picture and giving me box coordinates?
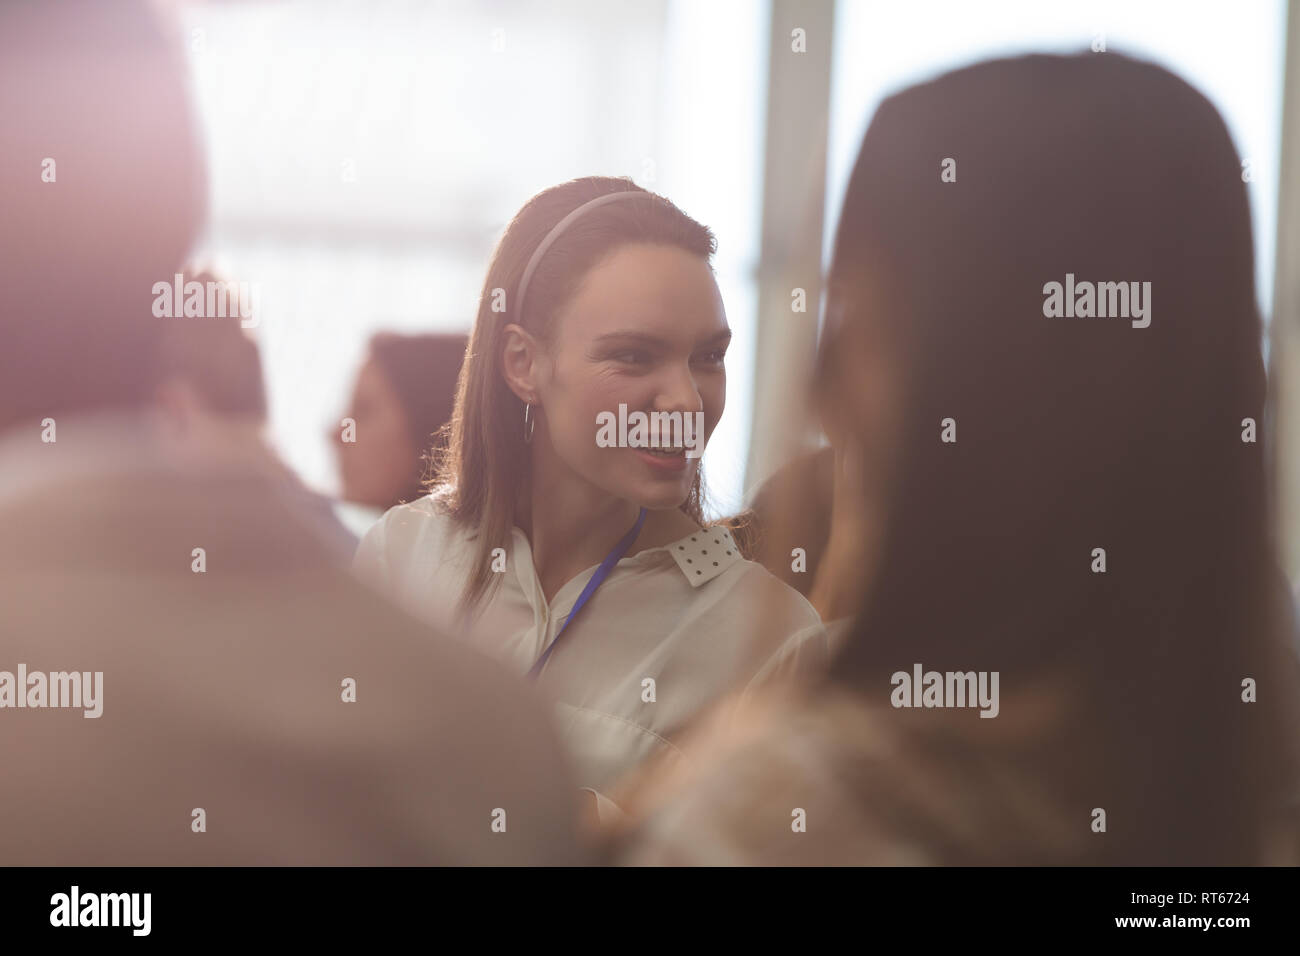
[523,402,535,444]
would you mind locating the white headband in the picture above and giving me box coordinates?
[513,189,660,323]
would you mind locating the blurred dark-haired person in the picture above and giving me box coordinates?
[0,0,585,864]
[746,430,882,636]
[157,267,359,562]
[155,269,267,427]
[332,331,468,513]
[746,446,834,602]
[354,177,829,824]
[748,328,896,637]
[608,52,1300,865]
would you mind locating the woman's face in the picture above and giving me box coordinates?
[333,356,418,508]
[531,243,729,511]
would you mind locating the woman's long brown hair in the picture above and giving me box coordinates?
[824,52,1297,864]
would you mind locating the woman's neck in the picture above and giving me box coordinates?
[519,455,701,604]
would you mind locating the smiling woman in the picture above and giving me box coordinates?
[352,177,830,819]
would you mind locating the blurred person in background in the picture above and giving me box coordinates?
[354,176,829,825]
[607,52,1300,865]
[745,298,894,642]
[745,420,882,638]
[0,0,586,865]
[748,301,897,638]
[157,267,359,561]
[745,447,834,602]
[332,331,468,517]
[155,269,268,435]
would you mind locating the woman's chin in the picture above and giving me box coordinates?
[622,477,693,512]
[589,452,700,510]
[644,494,690,512]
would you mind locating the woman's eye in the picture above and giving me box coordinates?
[695,349,727,367]
[612,350,650,365]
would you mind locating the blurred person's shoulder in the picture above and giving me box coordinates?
[228,571,590,864]
[610,680,1082,866]
[0,558,588,863]
[609,683,921,865]
[0,440,587,864]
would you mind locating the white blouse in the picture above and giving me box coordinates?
[353,496,830,813]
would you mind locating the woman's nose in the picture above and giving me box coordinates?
[653,363,704,415]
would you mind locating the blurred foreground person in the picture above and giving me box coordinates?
[0,0,584,865]
[609,52,1299,865]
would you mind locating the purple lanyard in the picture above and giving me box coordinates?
[526,507,647,681]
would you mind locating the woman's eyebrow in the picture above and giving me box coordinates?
[593,331,668,347]
[593,329,732,348]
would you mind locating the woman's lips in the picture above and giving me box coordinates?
[631,445,688,472]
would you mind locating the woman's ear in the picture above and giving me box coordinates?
[500,322,543,404]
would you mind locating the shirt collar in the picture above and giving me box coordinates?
[656,524,743,587]
[506,516,744,590]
